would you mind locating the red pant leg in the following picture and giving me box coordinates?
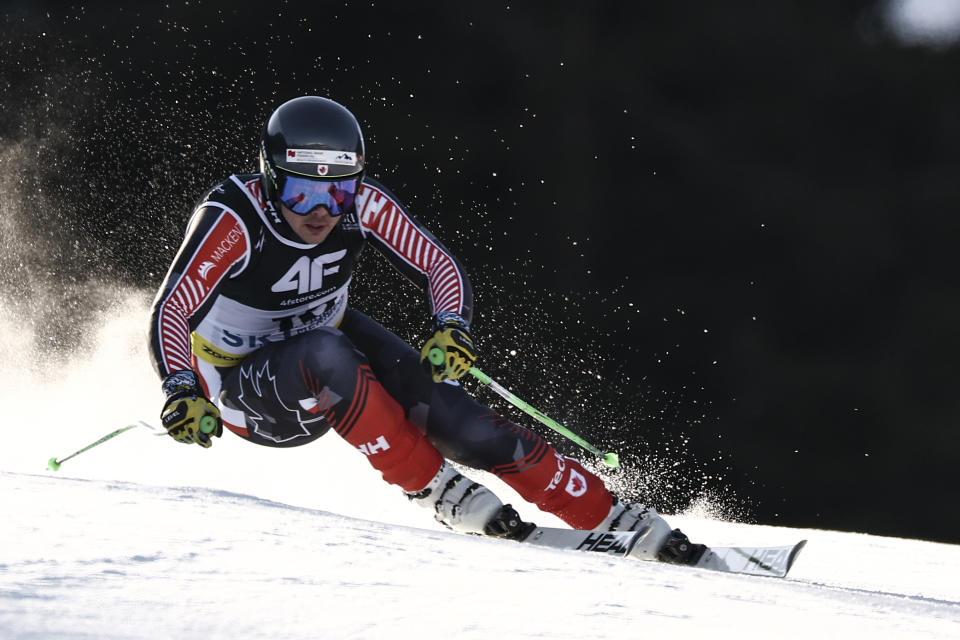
[493,446,613,529]
[327,365,442,492]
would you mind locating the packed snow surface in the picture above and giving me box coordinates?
[2,465,959,638]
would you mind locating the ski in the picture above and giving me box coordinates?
[517,526,806,578]
[693,540,807,577]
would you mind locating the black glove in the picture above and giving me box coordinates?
[420,312,476,383]
[160,370,223,448]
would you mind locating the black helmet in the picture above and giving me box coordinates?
[259,96,365,204]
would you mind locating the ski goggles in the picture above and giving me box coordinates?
[278,175,358,216]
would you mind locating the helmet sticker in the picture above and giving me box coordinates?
[286,149,357,165]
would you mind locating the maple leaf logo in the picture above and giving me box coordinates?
[236,361,326,443]
[565,469,588,497]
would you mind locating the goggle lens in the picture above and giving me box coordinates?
[279,176,358,216]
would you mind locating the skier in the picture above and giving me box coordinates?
[148,95,703,564]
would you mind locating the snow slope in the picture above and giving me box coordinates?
[2,471,959,640]
[1,296,959,638]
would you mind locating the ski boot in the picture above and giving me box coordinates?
[406,461,506,535]
[598,497,674,561]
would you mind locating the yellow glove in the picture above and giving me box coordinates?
[160,371,223,448]
[420,312,476,383]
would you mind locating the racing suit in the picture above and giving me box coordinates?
[148,174,615,527]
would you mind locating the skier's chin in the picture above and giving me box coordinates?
[279,203,338,243]
[299,224,332,243]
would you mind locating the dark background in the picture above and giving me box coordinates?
[2,2,958,543]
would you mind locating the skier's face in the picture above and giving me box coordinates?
[280,202,342,244]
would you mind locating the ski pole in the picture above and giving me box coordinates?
[428,349,620,468]
[47,420,171,471]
